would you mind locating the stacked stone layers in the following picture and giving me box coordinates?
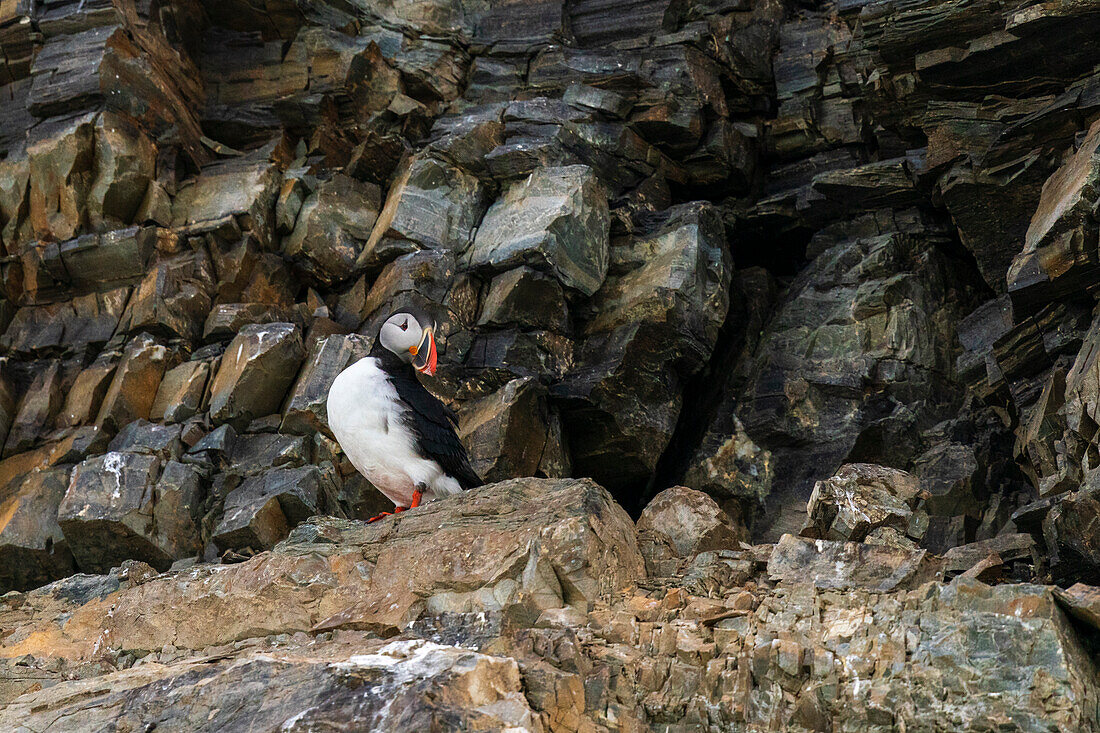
[2,0,1100,665]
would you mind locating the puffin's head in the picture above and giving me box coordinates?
[378,311,437,376]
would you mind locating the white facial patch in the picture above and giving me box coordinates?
[379,313,423,360]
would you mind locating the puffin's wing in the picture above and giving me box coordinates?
[389,371,483,489]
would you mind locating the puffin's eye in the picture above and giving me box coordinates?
[399,320,408,331]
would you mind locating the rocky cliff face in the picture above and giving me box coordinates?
[3,0,1100,728]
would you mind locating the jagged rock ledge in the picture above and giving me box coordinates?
[1,477,1097,731]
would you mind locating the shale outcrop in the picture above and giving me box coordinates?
[4,0,1100,727]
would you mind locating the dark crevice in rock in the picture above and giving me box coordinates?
[647,221,806,523]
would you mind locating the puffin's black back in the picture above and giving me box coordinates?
[371,342,483,490]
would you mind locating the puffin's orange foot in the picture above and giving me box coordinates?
[410,486,424,509]
[367,506,408,523]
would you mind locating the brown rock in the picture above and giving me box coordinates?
[5,478,641,659]
[46,226,155,291]
[26,114,94,243]
[95,334,171,432]
[87,113,156,230]
[150,360,211,423]
[1054,583,1100,633]
[59,356,115,428]
[0,467,77,592]
[0,376,13,451]
[1008,118,1100,308]
[207,323,305,429]
[637,486,746,576]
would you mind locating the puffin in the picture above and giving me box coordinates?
[326,309,482,521]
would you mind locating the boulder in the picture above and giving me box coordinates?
[468,164,610,296]
[283,173,382,285]
[3,359,62,457]
[45,226,155,291]
[150,360,211,423]
[107,420,184,461]
[1054,583,1100,633]
[0,467,77,592]
[228,433,310,477]
[477,266,569,332]
[87,113,156,230]
[59,357,115,428]
[57,452,202,573]
[202,303,298,341]
[26,114,94,244]
[1007,118,1100,309]
[456,377,550,482]
[943,533,1036,576]
[361,155,490,270]
[802,463,922,542]
[95,334,171,432]
[170,153,281,246]
[118,251,216,341]
[213,465,340,552]
[636,486,746,576]
[207,323,305,428]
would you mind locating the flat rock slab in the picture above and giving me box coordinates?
[768,533,943,591]
[0,477,643,660]
[0,636,542,732]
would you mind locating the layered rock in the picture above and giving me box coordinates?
[5,0,1100,724]
[1,477,1097,731]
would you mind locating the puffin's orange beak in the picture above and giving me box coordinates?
[410,327,437,376]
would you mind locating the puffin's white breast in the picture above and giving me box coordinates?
[326,357,458,507]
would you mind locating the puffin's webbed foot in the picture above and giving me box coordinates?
[367,506,408,523]
[367,485,426,523]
